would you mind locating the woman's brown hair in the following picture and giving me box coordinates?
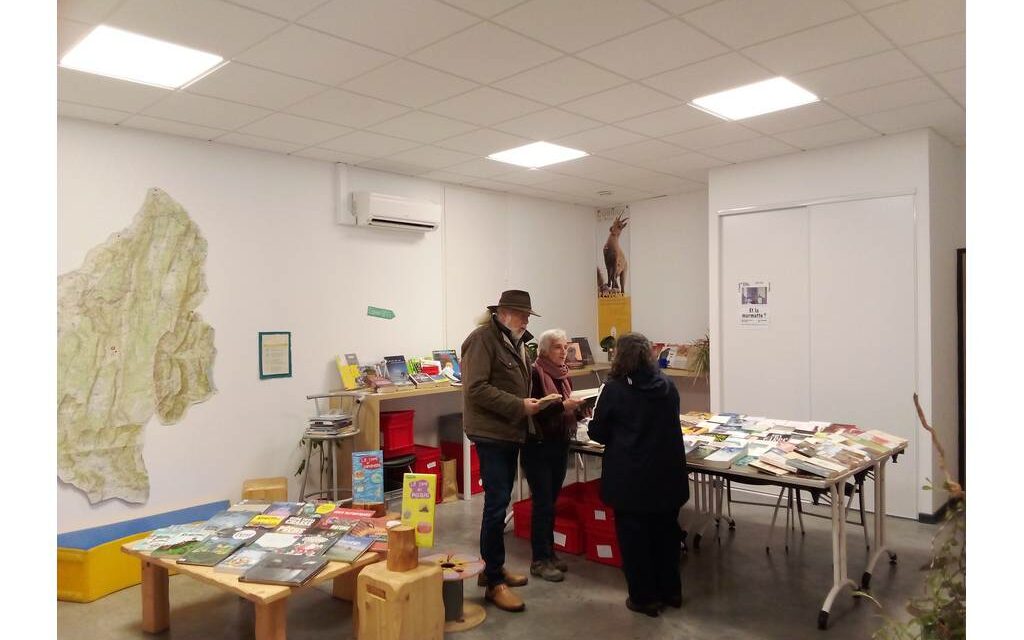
[608,332,656,379]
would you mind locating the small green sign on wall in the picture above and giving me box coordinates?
[259,331,292,379]
[367,306,395,320]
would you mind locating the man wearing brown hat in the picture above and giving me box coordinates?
[461,289,543,612]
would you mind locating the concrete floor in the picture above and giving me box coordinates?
[58,487,937,640]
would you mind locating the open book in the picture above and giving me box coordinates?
[536,393,563,409]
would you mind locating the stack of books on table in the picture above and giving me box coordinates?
[306,412,353,437]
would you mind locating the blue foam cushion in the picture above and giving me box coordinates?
[57,500,230,550]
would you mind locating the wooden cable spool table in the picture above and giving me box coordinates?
[420,552,486,632]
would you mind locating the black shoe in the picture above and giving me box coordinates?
[626,598,660,617]
[661,594,682,609]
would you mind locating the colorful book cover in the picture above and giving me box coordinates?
[571,337,595,366]
[248,532,302,553]
[274,525,309,535]
[337,355,363,390]
[264,502,305,518]
[282,515,319,530]
[226,500,271,513]
[240,553,328,587]
[178,537,246,566]
[150,533,209,557]
[286,531,341,556]
[401,473,437,548]
[352,451,384,504]
[324,534,375,563]
[349,517,399,553]
[214,548,268,574]
[316,507,377,531]
[246,514,285,530]
[431,350,461,379]
[383,355,413,385]
[203,510,257,536]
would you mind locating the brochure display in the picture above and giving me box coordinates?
[352,451,384,505]
[400,473,437,548]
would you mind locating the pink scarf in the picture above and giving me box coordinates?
[535,356,571,400]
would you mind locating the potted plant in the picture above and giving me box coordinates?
[687,332,710,379]
[599,335,616,362]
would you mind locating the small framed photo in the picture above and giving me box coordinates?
[259,331,292,379]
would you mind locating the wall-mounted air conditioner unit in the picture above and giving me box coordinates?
[350,191,440,232]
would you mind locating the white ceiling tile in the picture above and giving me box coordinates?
[844,0,900,9]
[58,101,132,125]
[599,138,686,163]
[235,25,393,85]
[299,0,479,56]
[634,151,729,177]
[616,104,721,137]
[320,130,421,157]
[545,156,633,179]
[59,67,169,112]
[293,147,373,165]
[58,19,93,59]
[866,0,965,46]
[491,169,559,186]
[902,32,965,74]
[494,109,603,140]
[828,77,947,116]
[387,146,477,170]
[187,63,325,111]
[741,16,891,75]
[357,158,431,176]
[857,98,964,138]
[775,119,879,150]
[647,0,719,15]
[552,126,647,152]
[703,136,800,163]
[792,50,921,99]
[226,0,327,21]
[663,122,761,150]
[239,113,352,145]
[120,115,227,140]
[215,132,305,154]
[410,23,561,84]
[107,0,285,58]
[441,0,528,18]
[742,102,846,135]
[465,178,517,193]
[561,84,680,124]
[934,68,965,104]
[494,57,627,105]
[683,0,854,48]
[493,0,668,53]
[443,158,515,178]
[341,60,477,108]
[425,87,546,126]
[368,111,478,144]
[535,174,617,197]
[58,0,122,23]
[143,93,271,130]
[576,19,728,80]
[286,89,409,128]
[435,129,530,156]
[642,53,773,102]
[418,170,476,184]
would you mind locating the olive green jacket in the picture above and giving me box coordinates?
[460,315,534,444]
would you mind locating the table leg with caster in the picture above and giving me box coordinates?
[818,482,857,630]
[861,460,897,590]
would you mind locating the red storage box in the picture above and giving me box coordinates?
[584,528,623,567]
[440,441,479,469]
[552,516,583,555]
[580,502,616,535]
[380,410,415,458]
[413,444,443,504]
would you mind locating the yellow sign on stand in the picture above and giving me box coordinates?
[598,295,631,344]
[401,473,437,548]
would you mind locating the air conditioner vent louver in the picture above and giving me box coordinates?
[349,191,440,232]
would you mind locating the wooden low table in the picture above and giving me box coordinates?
[121,546,381,640]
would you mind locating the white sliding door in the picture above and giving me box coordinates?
[719,207,810,418]
[808,196,918,517]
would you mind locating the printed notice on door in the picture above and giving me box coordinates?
[739,281,770,326]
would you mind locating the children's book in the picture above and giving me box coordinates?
[214,548,268,575]
[246,514,285,530]
[316,507,376,533]
[324,535,375,563]
[240,554,328,587]
[571,337,595,366]
[274,525,309,535]
[383,356,414,387]
[285,531,342,556]
[264,502,306,518]
[432,350,461,381]
[281,515,319,530]
[248,532,302,553]
[203,510,258,535]
[336,354,364,390]
[150,532,210,557]
[348,517,401,553]
[178,537,246,566]
[565,342,584,369]
[401,474,437,548]
[352,451,384,505]
[226,500,271,513]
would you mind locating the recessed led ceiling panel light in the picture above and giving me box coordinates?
[689,77,819,121]
[59,25,224,90]
[488,141,588,169]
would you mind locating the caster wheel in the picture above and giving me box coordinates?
[861,572,871,590]
[889,553,898,565]
[817,610,829,630]
[693,534,702,550]
[728,521,736,530]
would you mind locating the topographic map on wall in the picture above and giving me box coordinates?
[58,188,216,504]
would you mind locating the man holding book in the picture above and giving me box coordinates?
[461,289,543,613]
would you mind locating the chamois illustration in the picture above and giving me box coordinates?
[602,213,629,295]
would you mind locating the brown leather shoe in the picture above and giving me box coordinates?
[477,568,529,587]
[485,584,526,612]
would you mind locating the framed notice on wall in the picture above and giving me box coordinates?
[738,281,770,326]
[258,331,292,379]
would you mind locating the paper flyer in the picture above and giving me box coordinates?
[401,473,437,548]
[352,451,384,504]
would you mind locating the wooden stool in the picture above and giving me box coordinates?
[420,552,486,632]
[241,476,288,502]
[356,562,444,640]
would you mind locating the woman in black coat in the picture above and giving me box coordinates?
[587,332,689,617]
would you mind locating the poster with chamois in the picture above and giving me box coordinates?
[596,206,631,360]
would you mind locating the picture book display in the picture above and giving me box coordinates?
[383,356,414,388]
[336,354,364,390]
[240,553,329,587]
[214,548,268,574]
[178,537,246,566]
[352,451,384,504]
[571,337,595,366]
[349,517,401,553]
[432,350,461,381]
[286,531,342,556]
[565,342,584,369]
[323,534,375,563]
[401,473,437,548]
[317,507,377,532]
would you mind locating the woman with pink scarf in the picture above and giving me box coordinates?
[522,329,587,582]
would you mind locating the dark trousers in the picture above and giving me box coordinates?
[475,439,520,586]
[520,439,569,562]
[614,509,683,606]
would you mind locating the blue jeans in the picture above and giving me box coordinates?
[520,438,569,562]
[475,439,520,586]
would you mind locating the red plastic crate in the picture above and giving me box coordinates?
[552,516,583,555]
[584,528,623,567]
[380,410,415,458]
[580,502,616,534]
[412,444,443,504]
[440,441,479,470]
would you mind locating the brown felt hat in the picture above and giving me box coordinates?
[487,289,541,317]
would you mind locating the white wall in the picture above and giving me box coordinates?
[707,129,963,518]
[58,118,594,532]
[629,192,709,345]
